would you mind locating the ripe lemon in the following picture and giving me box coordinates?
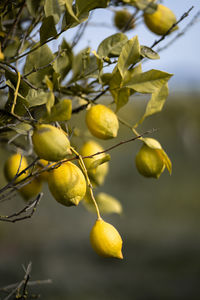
[80,140,109,186]
[114,9,135,31]
[135,143,165,178]
[48,161,86,206]
[19,178,42,200]
[4,153,28,183]
[36,159,50,181]
[86,104,119,140]
[32,124,71,161]
[4,153,42,200]
[90,218,123,259]
[143,4,178,36]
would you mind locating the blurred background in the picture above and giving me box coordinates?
[0,1,200,299]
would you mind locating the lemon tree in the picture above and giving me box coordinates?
[0,0,195,295]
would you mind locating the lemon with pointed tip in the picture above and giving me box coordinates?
[135,142,165,178]
[80,140,109,186]
[90,218,123,259]
[32,124,71,162]
[4,153,28,183]
[144,4,178,36]
[48,161,86,207]
[86,104,119,140]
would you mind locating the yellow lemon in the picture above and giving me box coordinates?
[114,9,135,31]
[36,159,51,181]
[48,161,86,206]
[90,218,123,259]
[144,4,178,36]
[80,140,109,186]
[19,178,42,200]
[32,124,71,162]
[4,153,28,183]
[86,104,119,140]
[135,143,165,178]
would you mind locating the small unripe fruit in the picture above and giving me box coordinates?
[143,4,178,36]
[48,161,86,206]
[80,140,109,186]
[114,9,135,31]
[32,124,71,162]
[135,142,165,178]
[90,219,123,259]
[86,104,119,140]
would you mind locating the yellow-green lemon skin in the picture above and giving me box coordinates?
[86,104,119,140]
[90,219,123,259]
[80,140,109,186]
[48,161,86,207]
[19,178,42,200]
[32,124,71,162]
[144,4,178,36]
[36,159,51,181]
[135,144,165,178]
[114,10,135,31]
[4,153,28,183]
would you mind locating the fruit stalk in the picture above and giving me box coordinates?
[70,147,101,220]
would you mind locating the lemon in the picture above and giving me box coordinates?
[80,140,109,186]
[19,178,42,200]
[86,104,119,139]
[114,9,135,31]
[90,218,123,259]
[144,4,178,36]
[48,161,86,206]
[32,124,71,162]
[4,153,28,183]
[135,143,165,178]
[36,159,50,181]
[4,153,42,200]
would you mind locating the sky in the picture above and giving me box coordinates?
[53,0,200,91]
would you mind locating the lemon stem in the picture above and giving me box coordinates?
[11,71,21,116]
[118,116,144,140]
[70,147,102,220]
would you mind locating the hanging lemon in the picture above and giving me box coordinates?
[19,178,42,200]
[143,4,178,36]
[135,141,165,178]
[4,153,28,183]
[80,140,109,186]
[48,161,86,206]
[90,218,123,259]
[36,159,51,181]
[32,124,71,162]
[114,9,135,31]
[86,104,119,139]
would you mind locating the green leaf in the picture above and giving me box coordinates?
[64,0,80,22]
[12,123,32,135]
[144,83,169,118]
[24,44,54,87]
[27,0,42,17]
[110,87,130,111]
[46,91,55,114]
[83,192,122,215]
[26,89,52,107]
[140,46,160,60]
[76,0,109,18]
[125,69,173,94]
[124,0,157,13]
[97,33,128,58]
[43,99,72,122]
[89,154,111,169]
[53,39,73,81]
[118,36,141,79]
[44,0,61,24]
[40,16,57,44]
[157,149,172,175]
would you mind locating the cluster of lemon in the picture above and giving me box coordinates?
[4,104,169,259]
[114,4,178,36]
